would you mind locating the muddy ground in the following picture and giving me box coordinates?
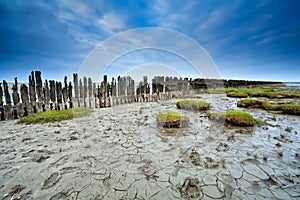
[0,94,299,199]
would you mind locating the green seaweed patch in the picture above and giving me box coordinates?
[176,100,211,110]
[208,110,255,127]
[278,104,300,115]
[255,119,271,127]
[237,98,265,109]
[226,92,248,98]
[156,110,189,128]
[225,87,300,99]
[225,88,251,98]
[237,98,300,115]
[177,95,202,99]
[18,107,93,124]
[208,88,226,94]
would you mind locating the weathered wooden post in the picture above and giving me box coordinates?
[0,83,4,120]
[112,77,117,96]
[35,71,43,110]
[29,71,37,113]
[83,77,87,107]
[3,80,11,105]
[12,78,20,105]
[56,81,63,110]
[88,77,92,108]
[43,80,50,111]
[152,77,157,94]
[93,82,97,108]
[158,76,165,100]
[3,80,12,119]
[103,75,108,107]
[0,83,3,107]
[111,77,116,106]
[63,76,68,109]
[49,80,55,110]
[125,76,129,103]
[128,77,135,103]
[132,78,135,102]
[146,77,150,102]
[79,79,83,107]
[0,106,4,120]
[20,84,29,116]
[12,78,20,119]
[68,81,73,108]
[73,73,79,107]
[118,76,122,104]
[97,84,101,107]
[12,105,18,119]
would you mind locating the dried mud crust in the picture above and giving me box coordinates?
[0,94,300,199]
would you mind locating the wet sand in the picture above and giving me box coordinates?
[1,94,299,199]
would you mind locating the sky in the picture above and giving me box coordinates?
[0,0,300,83]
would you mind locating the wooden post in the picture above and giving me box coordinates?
[62,76,68,109]
[79,79,83,107]
[93,83,97,108]
[83,77,87,107]
[20,84,29,116]
[3,80,11,105]
[49,80,55,110]
[0,83,3,107]
[29,71,37,113]
[68,81,73,108]
[88,77,92,108]
[73,73,79,107]
[43,80,50,110]
[12,77,20,105]
[0,106,4,120]
[35,71,43,107]
[56,81,63,110]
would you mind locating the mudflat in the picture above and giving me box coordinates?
[1,94,299,199]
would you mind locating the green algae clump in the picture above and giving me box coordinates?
[237,98,300,115]
[156,110,189,128]
[18,107,93,124]
[176,100,210,111]
[208,110,255,127]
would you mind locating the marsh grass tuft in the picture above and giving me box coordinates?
[176,100,210,110]
[225,87,300,99]
[208,110,255,127]
[18,107,93,124]
[237,98,300,115]
[255,119,271,127]
[156,110,189,128]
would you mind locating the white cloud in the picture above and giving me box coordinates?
[150,0,170,14]
[61,0,93,18]
[96,12,126,34]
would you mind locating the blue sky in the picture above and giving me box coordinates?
[1,0,300,82]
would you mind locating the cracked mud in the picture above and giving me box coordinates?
[0,94,299,199]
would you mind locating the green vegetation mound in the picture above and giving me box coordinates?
[176,100,210,110]
[208,110,255,127]
[237,98,300,115]
[156,110,189,128]
[225,87,300,99]
[18,107,93,124]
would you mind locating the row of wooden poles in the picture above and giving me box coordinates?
[0,71,194,120]
[0,71,281,121]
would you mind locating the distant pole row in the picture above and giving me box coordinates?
[0,71,282,121]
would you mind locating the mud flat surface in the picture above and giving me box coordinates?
[1,94,299,199]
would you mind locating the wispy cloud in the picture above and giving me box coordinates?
[60,0,94,19]
[96,12,126,34]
